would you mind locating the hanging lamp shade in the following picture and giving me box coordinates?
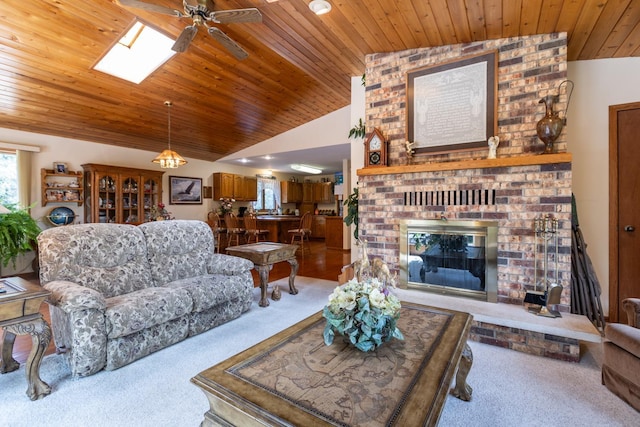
[153,148,187,168]
[152,101,187,168]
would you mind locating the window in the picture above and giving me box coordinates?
[0,152,18,205]
[93,21,176,84]
[255,176,280,211]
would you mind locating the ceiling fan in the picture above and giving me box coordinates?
[118,0,262,60]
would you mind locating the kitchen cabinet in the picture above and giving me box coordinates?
[82,164,163,224]
[302,183,314,203]
[41,168,84,206]
[313,182,334,203]
[213,173,256,201]
[213,173,234,199]
[280,181,302,203]
[326,216,347,249]
[311,215,326,239]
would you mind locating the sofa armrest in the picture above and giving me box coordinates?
[208,254,254,275]
[43,280,107,312]
[622,298,640,328]
[605,323,640,358]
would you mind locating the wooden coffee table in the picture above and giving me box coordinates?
[226,242,299,307]
[192,302,473,426]
[0,277,52,400]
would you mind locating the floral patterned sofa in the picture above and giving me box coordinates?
[38,220,254,378]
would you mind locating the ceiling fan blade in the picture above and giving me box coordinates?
[118,0,184,17]
[172,25,198,52]
[209,8,263,24]
[207,27,249,60]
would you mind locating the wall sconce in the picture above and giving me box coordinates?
[536,80,574,154]
[152,101,187,168]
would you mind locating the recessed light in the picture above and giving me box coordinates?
[309,0,331,15]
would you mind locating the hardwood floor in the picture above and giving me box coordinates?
[6,241,350,365]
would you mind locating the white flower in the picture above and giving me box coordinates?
[368,288,386,308]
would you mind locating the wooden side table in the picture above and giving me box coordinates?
[226,242,299,307]
[0,276,52,400]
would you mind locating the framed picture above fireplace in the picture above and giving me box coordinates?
[406,50,498,154]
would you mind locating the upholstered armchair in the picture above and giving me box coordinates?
[602,298,640,411]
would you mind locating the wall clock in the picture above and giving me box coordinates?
[364,128,387,167]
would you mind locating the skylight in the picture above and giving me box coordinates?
[94,21,176,84]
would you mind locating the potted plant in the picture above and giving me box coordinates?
[343,188,359,239]
[0,202,42,271]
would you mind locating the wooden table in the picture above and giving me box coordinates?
[225,242,299,307]
[192,302,473,426]
[0,276,52,400]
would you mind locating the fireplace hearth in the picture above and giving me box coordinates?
[399,219,498,302]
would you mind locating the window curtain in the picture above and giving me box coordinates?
[16,150,31,209]
[257,176,280,211]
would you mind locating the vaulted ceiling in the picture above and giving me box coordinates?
[1,0,639,162]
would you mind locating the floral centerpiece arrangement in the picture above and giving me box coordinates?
[323,278,403,352]
[148,202,173,221]
[219,198,235,215]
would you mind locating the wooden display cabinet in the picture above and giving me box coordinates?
[41,169,84,206]
[82,164,164,224]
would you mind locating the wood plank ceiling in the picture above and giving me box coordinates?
[0,0,639,162]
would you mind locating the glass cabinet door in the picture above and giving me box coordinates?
[143,178,160,222]
[121,176,140,223]
[98,174,117,223]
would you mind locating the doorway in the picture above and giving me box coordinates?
[609,101,640,324]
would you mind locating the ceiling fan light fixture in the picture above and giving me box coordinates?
[152,101,187,169]
[309,0,331,15]
[291,164,322,174]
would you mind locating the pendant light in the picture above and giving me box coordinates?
[152,101,187,168]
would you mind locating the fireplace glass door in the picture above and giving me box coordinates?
[400,220,498,302]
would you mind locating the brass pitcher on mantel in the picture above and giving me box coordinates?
[536,95,564,154]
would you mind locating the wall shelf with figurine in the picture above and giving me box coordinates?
[41,168,84,206]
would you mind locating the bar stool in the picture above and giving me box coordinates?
[244,213,269,243]
[206,211,226,253]
[288,211,313,257]
[224,212,245,246]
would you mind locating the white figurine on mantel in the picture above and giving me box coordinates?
[488,136,500,159]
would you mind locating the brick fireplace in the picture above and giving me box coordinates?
[357,32,573,311]
[352,33,587,360]
[358,155,572,309]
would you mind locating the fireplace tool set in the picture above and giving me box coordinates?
[525,214,562,317]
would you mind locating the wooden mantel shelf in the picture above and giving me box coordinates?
[357,153,572,176]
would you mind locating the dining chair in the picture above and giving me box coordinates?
[243,213,269,243]
[288,211,313,257]
[206,211,226,253]
[224,212,245,246]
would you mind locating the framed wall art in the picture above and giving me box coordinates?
[53,162,68,174]
[169,176,203,205]
[406,50,498,154]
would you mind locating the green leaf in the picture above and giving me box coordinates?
[323,324,335,345]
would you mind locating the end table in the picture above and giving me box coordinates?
[0,276,52,400]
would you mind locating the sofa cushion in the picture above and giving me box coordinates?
[38,223,153,298]
[165,274,253,312]
[139,220,214,286]
[605,323,640,359]
[105,287,193,339]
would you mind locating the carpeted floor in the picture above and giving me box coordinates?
[1,277,637,426]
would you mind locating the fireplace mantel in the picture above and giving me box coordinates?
[357,153,572,176]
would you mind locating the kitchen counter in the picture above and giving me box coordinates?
[255,216,301,243]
